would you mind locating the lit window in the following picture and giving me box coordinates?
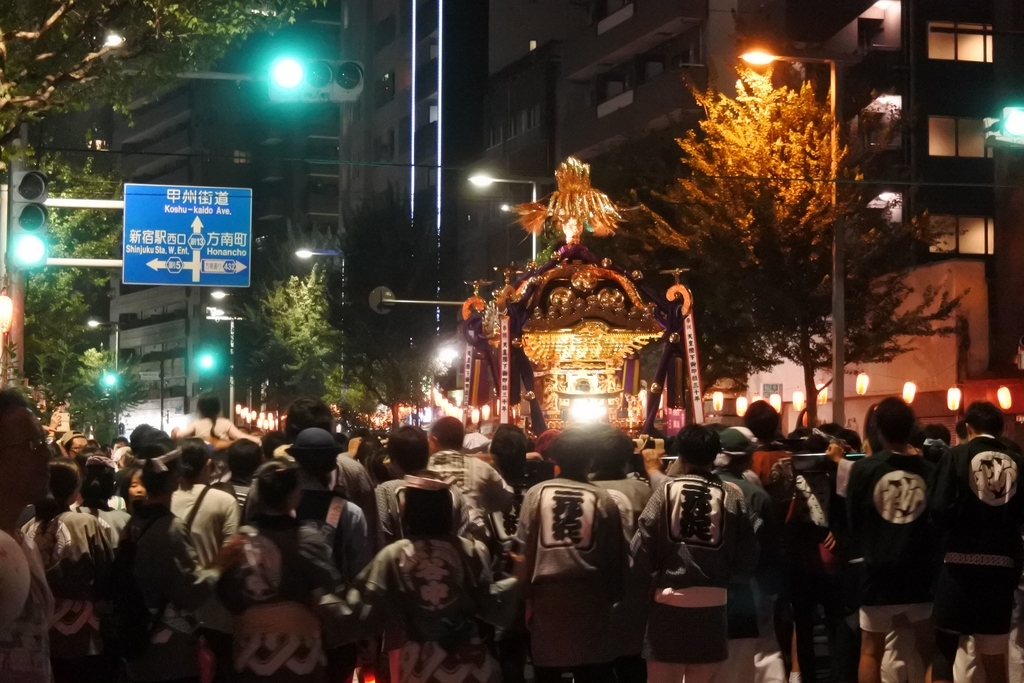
[928,22,993,62]
[233,150,250,164]
[429,105,438,123]
[87,139,108,151]
[930,215,995,254]
[928,116,988,157]
[928,117,956,156]
[529,40,537,51]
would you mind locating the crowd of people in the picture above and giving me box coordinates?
[0,390,1022,683]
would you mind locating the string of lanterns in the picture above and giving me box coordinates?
[708,371,1015,417]
[235,404,282,432]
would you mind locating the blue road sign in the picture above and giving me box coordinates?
[122,184,253,287]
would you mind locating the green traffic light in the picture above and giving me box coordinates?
[1004,108,1024,138]
[198,353,216,371]
[102,372,118,388]
[271,58,303,88]
[12,234,46,266]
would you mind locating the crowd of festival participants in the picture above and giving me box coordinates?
[1,389,1023,683]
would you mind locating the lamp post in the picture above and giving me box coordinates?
[295,248,342,259]
[207,305,243,421]
[741,49,846,426]
[468,174,541,261]
[87,319,120,371]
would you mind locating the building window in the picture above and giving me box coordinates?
[928,22,993,62]
[529,40,537,51]
[507,113,519,138]
[87,138,108,151]
[488,122,503,148]
[233,150,250,164]
[429,105,438,123]
[373,129,395,161]
[525,103,540,130]
[928,116,989,157]
[375,14,396,51]
[374,71,396,108]
[930,215,995,255]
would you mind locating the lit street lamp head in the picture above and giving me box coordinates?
[295,249,314,259]
[740,50,778,66]
[87,320,101,328]
[469,174,495,188]
[210,290,228,300]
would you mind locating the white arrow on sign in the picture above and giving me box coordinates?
[202,260,247,274]
[147,252,202,281]
[192,217,204,229]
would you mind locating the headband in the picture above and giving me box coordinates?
[85,455,116,469]
[141,447,182,473]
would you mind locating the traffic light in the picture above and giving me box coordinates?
[986,107,1024,147]
[197,351,216,372]
[8,162,48,267]
[1002,107,1024,139]
[269,57,364,103]
[101,371,119,389]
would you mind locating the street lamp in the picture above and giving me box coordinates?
[741,48,847,426]
[87,319,120,371]
[210,290,228,300]
[296,248,341,259]
[207,306,244,423]
[467,173,541,260]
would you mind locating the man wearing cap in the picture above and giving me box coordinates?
[289,427,371,683]
[60,431,88,459]
[0,390,55,683]
[710,428,784,683]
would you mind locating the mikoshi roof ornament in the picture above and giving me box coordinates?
[513,156,623,246]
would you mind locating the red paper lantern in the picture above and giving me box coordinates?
[0,295,13,335]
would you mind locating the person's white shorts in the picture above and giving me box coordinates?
[860,603,933,632]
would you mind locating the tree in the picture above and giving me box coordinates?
[0,0,318,142]
[326,188,440,421]
[22,157,119,412]
[617,69,957,423]
[242,267,342,408]
[69,348,148,443]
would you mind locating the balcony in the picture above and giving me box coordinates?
[563,0,705,82]
[561,65,702,159]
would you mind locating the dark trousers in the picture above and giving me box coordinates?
[326,644,358,683]
[535,662,617,683]
[790,570,842,683]
[52,655,116,683]
[612,654,647,683]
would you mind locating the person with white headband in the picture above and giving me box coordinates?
[113,425,224,683]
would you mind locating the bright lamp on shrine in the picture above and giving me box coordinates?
[0,295,13,334]
[712,391,724,412]
[947,387,962,412]
[903,381,917,404]
[998,386,1012,410]
[735,396,748,417]
[856,373,870,396]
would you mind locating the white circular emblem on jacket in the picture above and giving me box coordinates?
[240,533,282,601]
[873,470,927,524]
[969,451,1018,506]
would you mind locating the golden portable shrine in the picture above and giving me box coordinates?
[459,157,705,436]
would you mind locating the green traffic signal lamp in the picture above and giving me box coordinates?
[12,234,47,266]
[198,352,216,371]
[101,371,119,389]
[1002,107,1024,139]
[271,57,304,89]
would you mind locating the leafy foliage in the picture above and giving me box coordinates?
[68,348,148,443]
[327,188,439,415]
[21,157,120,414]
[0,0,320,142]
[243,268,342,407]
[612,69,958,421]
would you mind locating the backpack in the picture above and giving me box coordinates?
[108,487,211,660]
